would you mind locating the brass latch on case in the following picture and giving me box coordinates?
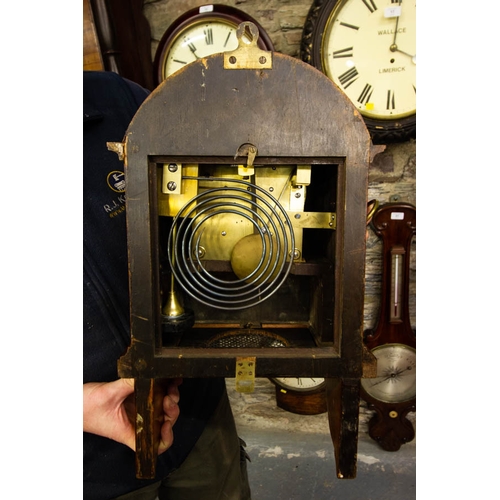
[235,356,256,393]
[235,143,257,175]
[107,141,126,161]
[224,22,272,70]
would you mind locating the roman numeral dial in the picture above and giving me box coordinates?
[161,20,253,79]
[154,6,274,84]
[317,0,416,121]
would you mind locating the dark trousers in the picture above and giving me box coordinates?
[115,388,251,500]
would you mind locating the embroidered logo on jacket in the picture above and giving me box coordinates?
[107,171,126,192]
[104,171,126,218]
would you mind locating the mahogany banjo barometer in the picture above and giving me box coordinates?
[108,22,378,480]
[361,202,416,451]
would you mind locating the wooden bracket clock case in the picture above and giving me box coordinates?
[108,22,378,480]
[361,202,416,451]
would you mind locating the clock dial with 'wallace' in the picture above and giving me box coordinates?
[302,0,416,143]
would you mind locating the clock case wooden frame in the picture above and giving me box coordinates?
[300,0,416,144]
[153,4,274,86]
[115,31,378,480]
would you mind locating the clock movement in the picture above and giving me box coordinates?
[153,4,274,84]
[300,0,416,144]
[361,201,416,451]
[108,22,378,480]
[270,198,380,416]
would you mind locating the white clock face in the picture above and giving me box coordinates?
[321,0,416,120]
[274,377,325,392]
[162,19,253,79]
[361,343,416,403]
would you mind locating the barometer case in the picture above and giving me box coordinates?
[361,202,416,451]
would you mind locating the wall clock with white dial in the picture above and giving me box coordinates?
[154,4,274,84]
[361,202,416,451]
[271,377,327,415]
[301,0,416,144]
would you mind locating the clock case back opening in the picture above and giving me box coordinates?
[113,27,377,480]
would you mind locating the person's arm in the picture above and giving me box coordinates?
[83,378,182,455]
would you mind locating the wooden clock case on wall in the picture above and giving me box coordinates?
[362,202,416,451]
[109,23,380,480]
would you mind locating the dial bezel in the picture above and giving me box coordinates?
[301,0,416,144]
[272,377,326,392]
[361,343,416,403]
[154,5,274,85]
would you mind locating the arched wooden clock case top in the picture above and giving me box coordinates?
[153,4,274,85]
[362,202,416,451]
[300,0,416,145]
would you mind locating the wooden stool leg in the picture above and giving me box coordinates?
[326,378,360,479]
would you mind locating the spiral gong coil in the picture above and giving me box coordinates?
[167,177,295,310]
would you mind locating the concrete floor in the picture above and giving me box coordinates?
[241,428,415,500]
[228,379,416,500]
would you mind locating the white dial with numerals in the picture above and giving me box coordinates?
[273,377,325,392]
[160,18,253,79]
[321,0,416,121]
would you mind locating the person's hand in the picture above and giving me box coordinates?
[83,378,182,454]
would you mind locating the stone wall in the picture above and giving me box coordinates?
[143,0,417,334]
[144,0,312,59]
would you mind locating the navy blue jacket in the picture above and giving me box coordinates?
[83,71,224,499]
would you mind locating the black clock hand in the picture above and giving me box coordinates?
[392,47,416,63]
[369,374,394,387]
[369,365,414,387]
[391,0,402,48]
[388,2,416,63]
[396,366,415,376]
[185,38,200,60]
